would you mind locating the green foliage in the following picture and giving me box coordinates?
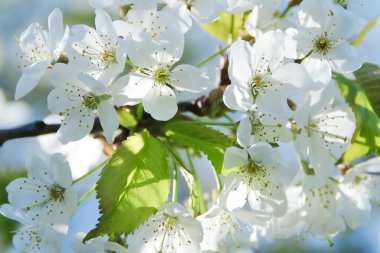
[335,73,380,162]
[161,121,233,173]
[201,12,243,42]
[84,131,170,240]
[117,108,138,129]
[354,63,380,117]
[180,167,207,216]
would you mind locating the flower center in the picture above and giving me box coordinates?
[49,184,66,202]
[248,74,265,98]
[153,68,170,85]
[313,35,333,55]
[82,93,111,110]
[82,93,98,110]
[243,161,265,174]
[101,48,117,64]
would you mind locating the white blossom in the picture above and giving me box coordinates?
[339,157,380,229]
[126,202,203,253]
[121,51,209,121]
[199,205,268,252]
[224,31,312,116]
[163,0,220,27]
[47,64,119,143]
[244,0,287,38]
[293,86,356,181]
[69,10,126,84]
[5,154,77,229]
[221,141,296,217]
[114,8,185,65]
[285,0,363,73]
[0,204,68,252]
[14,8,69,100]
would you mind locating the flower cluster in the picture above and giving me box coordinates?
[2,0,380,252]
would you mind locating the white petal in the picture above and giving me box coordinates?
[223,147,248,170]
[0,204,32,225]
[228,40,253,85]
[329,43,363,73]
[58,108,95,144]
[6,178,48,209]
[98,101,119,143]
[77,73,109,95]
[220,172,247,211]
[47,88,82,115]
[142,85,178,121]
[48,63,78,87]
[49,154,72,188]
[222,84,253,112]
[251,30,285,72]
[271,63,311,89]
[236,117,253,148]
[256,90,292,117]
[170,64,209,92]
[15,61,49,100]
[191,0,219,22]
[48,8,64,48]
[95,10,117,40]
[124,73,154,104]
[64,189,78,216]
[302,57,331,89]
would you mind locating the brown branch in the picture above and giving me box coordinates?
[0,119,102,146]
[0,48,230,147]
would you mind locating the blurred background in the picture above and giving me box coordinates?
[0,0,379,252]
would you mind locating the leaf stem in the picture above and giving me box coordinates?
[73,159,109,185]
[185,149,207,213]
[222,112,235,124]
[78,184,96,205]
[172,163,178,203]
[229,14,235,43]
[195,44,231,68]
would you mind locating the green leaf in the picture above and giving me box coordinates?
[161,121,233,173]
[179,167,207,216]
[335,74,380,162]
[117,108,138,129]
[201,13,243,43]
[354,63,380,117]
[84,131,170,240]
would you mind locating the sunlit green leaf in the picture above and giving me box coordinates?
[335,74,380,162]
[161,121,233,173]
[84,131,170,240]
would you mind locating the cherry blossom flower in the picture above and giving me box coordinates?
[339,157,380,229]
[47,64,119,143]
[285,0,363,73]
[69,10,126,84]
[293,87,356,181]
[221,141,296,217]
[0,204,65,253]
[114,8,185,65]
[224,31,312,116]
[5,154,77,229]
[162,0,221,32]
[126,202,203,253]
[14,8,69,100]
[199,205,268,252]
